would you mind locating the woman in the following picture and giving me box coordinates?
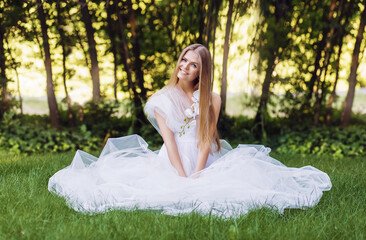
[49,44,331,218]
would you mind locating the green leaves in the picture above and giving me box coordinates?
[276,127,366,158]
[0,117,101,155]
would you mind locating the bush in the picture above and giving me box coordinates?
[217,114,259,147]
[58,100,134,139]
[0,112,102,155]
[276,126,366,158]
[139,124,163,150]
[2,105,366,158]
[217,114,366,158]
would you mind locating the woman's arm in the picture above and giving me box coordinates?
[155,111,187,177]
[193,93,221,173]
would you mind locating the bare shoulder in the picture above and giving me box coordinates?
[211,92,221,111]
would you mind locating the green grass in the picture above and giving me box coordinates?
[0,151,365,239]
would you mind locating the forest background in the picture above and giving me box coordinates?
[2,1,366,238]
[0,0,366,158]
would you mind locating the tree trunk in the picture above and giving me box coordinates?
[313,0,341,125]
[254,58,275,127]
[197,0,206,44]
[36,0,59,128]
[69,14,90,68]
[115,1,145,127]
[253,0,291,132]
[326,0,354,125]
[106,0,119,101]
[127,0,147,102]
[313,26,337,126]
[220,0,234,113]
[314,67,330,126]
[174,0,184,59]
[5,37,23,115]
[207,0,222,89]
[79,0,101,101]
[340,2,366,127]
[0,14,8,119]
[56,0,73,126]
[205,0,214,46]
[306,0,337,103]
[210,0,222,89]
[325,40,342,125]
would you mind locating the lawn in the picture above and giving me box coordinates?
[0,151,365,239]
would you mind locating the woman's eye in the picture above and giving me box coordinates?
[192,64,197,68]
[182,58,187,62]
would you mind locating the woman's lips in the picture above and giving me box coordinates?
[179,68,188,75]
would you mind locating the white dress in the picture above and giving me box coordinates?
[48,86,332,218]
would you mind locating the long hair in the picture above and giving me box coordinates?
[167,44,221,151]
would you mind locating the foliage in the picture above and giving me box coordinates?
[71,100,133,138]
[1,0,366,130]
[0,112,101,155]
[217,112,366,158]
[218,114,259,146]
[0,92,18,119]
[276,126,366,158]
[3,105,365,158]
[59,99,164,149]
[1,152,365,239]
[0,99,167,155]
[139,124,163,150]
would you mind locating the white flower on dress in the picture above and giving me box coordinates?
[184,108,195,118]
[179,90,200,136]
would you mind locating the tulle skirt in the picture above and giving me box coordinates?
[48,135,332,218]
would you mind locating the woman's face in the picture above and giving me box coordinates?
[177,50,200,83]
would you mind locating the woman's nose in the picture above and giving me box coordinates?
[183,62,189,69]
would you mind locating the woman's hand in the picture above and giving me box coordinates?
[190,171,201,179]
[178,171,188,178]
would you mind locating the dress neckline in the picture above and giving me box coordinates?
[175,84,198,105]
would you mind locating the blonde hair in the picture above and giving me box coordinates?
[167,44,221,151]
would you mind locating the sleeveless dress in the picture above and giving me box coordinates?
[48,86,332,218]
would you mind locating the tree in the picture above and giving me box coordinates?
[220,0,234,113]
[306,0,338,105]
[197,0,207,44]
[36,0,60,128]
[106,0,119,101]
[340,1,366,127]
[126,0,147,102]
[115,0,146,128]
[326,0,355,125]
[5,37,23,116]
[56,0,74,126]
[253,0,293,134]
[79,0,101,101]
[210,0,223,88]
[1,0,31,117]
[0,9,8,119]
